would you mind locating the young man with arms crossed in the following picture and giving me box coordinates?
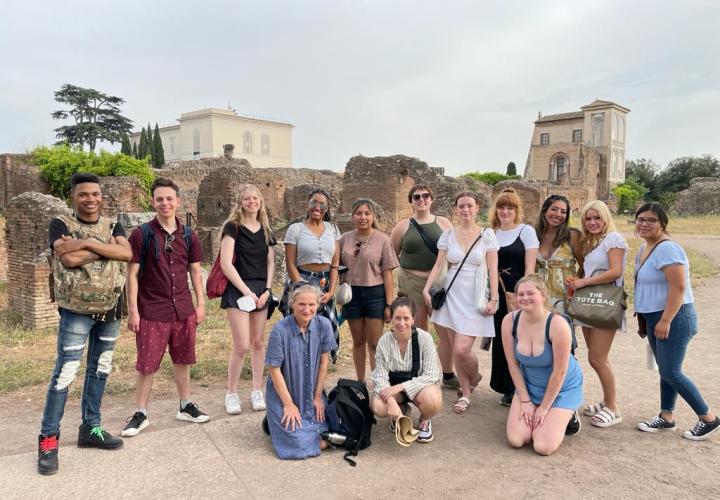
[122,177,208,437]
[38,173,132,475]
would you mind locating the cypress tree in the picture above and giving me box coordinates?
[121,133,132,155]
[145,122,154,164]
[153,123,165,167]
[132,141,138,158]
[139,128,147,159]
[506,162,517,176]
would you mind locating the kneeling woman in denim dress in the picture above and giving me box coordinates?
[264,284,338,459]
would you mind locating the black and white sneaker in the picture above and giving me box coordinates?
[637,414,676,433]
[682,417,720,441]
[122,412,149,437]
[565,410,581,436]
[176,402,210,423]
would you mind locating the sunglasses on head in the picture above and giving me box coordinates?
[354,241,364,257]
[308,200,328,210]
[412,192,431,202]
[164,234,175,253]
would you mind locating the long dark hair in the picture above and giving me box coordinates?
[536,194,575,250]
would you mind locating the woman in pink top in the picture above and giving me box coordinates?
[340,199,400,382]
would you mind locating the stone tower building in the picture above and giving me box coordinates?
[524,100,630,200]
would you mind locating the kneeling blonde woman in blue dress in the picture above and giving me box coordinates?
[502,274,583,456]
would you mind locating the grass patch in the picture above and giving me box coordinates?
[612,214,720,235]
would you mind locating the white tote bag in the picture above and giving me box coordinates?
[474,263,490,311]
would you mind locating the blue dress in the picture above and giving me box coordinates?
[265,314,337,460]
[512,312,583,410]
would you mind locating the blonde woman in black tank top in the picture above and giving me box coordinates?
[390,185,455,388]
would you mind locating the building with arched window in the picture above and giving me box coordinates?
[130,108,293,168]
[523,100,629,199]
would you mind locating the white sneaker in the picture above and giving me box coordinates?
[225,393,242,415]
[251,390,266,411]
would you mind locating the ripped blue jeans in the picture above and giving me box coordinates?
[40,309,120,436]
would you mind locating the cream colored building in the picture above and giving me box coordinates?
[130,108,294,167]
[524,100,629,198]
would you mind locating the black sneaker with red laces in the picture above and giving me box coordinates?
[38,434,59,475]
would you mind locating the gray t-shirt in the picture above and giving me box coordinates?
[284,221,340,266]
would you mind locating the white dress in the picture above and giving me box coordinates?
[431,228,499,337]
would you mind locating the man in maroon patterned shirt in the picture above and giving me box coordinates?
[122,177,208,437]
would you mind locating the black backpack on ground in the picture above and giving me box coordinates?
[325,378,376,466]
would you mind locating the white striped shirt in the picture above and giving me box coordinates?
[372,328,441,400]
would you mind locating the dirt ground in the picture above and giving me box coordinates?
[2,233,719,499]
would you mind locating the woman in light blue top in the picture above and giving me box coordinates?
[634,202,719,441]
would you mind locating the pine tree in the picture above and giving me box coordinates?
[121,133,132,155]
[506,162,517,176]
[132,141,138,158]
[139,128,147,159]
[153,123,165,167]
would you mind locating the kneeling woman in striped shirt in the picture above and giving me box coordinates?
[371,297,442,443]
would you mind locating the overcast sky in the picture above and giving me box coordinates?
[2,0,719,176]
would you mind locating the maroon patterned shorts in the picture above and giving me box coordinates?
[135,314,197,374]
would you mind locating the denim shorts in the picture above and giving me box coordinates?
[342,284,386,320]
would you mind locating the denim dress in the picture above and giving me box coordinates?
[265,314,337,459]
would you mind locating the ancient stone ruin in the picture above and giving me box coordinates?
[5,193,71,330]
[673,177,720,216]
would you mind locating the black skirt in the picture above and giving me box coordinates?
[220,278,269,311]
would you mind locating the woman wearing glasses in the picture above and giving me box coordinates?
[634,202,719,440]
[284,188,341,358]
[390,185,456,389]
[340,198,399,382]
[220,184,277,415]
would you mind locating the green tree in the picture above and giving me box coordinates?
[132,141,138,158]
[51,84,133,151]
[625,158,659,199]
[506,162,517,176]
[152,123,165,168]
[654,155,720,194]
[613,179,647,213]
[139,128,147,159]
[121,133,132,155]
[463,171,521,185]
[34,145,154,200]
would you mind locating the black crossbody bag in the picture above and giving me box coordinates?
[409,218,439,256]
[388,328,420,386]
[430,231,483,310]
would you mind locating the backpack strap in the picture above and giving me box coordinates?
[335,391,366,467]
[544,313,554,344]
[182,224,193,255]
[138,223,157,276]
[410,328,420,378]
[511,310,521,339]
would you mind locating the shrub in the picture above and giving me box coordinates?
[462,171,521,186]
[33,145,154,200]
[612,177,647,213]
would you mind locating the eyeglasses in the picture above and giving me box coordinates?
[412,192,431,202]
[164,234,175,253]
[635,217,659,225]
[308,200,328,210]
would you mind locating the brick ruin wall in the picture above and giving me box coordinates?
[0,154,50,209]
[5,193,71,330]
[0,216,7,282]
[99,176,148,217]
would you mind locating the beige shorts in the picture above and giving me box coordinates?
[397,267,428,310]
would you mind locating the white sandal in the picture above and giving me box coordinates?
[591,407,622,428]
[583,402,605,417]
